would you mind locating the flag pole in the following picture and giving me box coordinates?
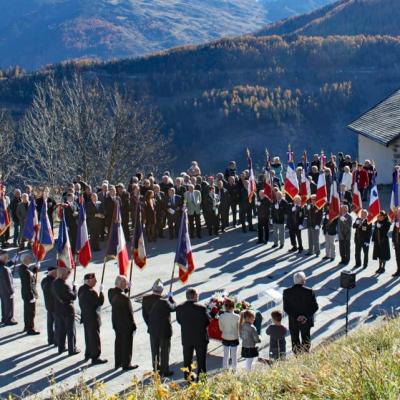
[100,257,107,285]
[128,258,134,297]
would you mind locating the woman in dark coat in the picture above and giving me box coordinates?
[372,210,391,274]
[143,190,157,242]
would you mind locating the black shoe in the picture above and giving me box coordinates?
[249,228,255,232]
[161,370,174,378]
[330,258,335,261]
[322,256,329,260]
[257,240,264,244]
[4,320,18,326]
[392,271,400,277]
[315,253,320,257]
[92,358,108,365]
[69,350,81,356]
[306,252,312,256]
[26,330,40,335]
[272,244,278,248]
[352,265,361,270]
[375,268,383,274]
[197,235,202,239]
[279,244,284,249]
[298,248,303,253]
[122,365,139,371]
[288,247,297,253]
[58,349,67,354]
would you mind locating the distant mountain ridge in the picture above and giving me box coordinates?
[0,0,334,70]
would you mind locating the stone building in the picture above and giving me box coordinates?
[348,89,400,184]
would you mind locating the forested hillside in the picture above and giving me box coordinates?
[0,0,399,172]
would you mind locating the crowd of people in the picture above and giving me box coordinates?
[0,151,399,380]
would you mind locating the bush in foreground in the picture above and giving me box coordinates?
[50,317,400,400]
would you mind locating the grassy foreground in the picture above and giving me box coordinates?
[56,318,400,400]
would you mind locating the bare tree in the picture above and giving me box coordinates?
[0,109,17,181]
[20,73,173,186]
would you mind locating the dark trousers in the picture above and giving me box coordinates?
[84,320,101,360]
[355,242,369,267]
[150,335,171,374]
[166,215,180,238]
[339,239,351,263]
[239,205,253,231]
[229,201,237,225]
[23,300,35,331]
[156,213,166,237]
[47,311,57,345]
[114,330,133,368]
[219,209,229,230]
[13,223,20,244]
[0,227,10,245]
[290,322,311,354]
[57,314,77,354]
[289,227,303,249]
[0,293,14,323]
[257,219,269,242]
[122,220,130,242]
[89,232,100,251]
[188,213,201,238]
[183,343,207,381]
[205,212,219,235]
[395,243,400,272]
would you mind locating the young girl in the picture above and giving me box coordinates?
[218,298,240,370]
[240,309,261,371]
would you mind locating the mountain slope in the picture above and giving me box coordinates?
[257,0,400,37]
[0,0,334,70]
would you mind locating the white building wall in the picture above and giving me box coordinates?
[358,135,393,184]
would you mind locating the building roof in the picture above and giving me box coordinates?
[348,89,400,146]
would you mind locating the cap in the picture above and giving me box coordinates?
[84,273,96,280]
[152,279,164,294]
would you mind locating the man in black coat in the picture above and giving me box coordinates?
[272,191,288,248]
[52,267,80,356]
[0,250,17,325]
[287,195,304,253]
[41,266,58,345]
[216,180,230,232]
[176,288,210,381]
[142,279,175,377]
[18,254,40,335]
[306,194,323,256]
[239,180,254,233]
[165,188,182,239]
[108,275,138,371]
[104,186,117,237]
[257,190,271,244]
[353,209,372,269]
[78,273,107,365]
[64,193,79,254]
[153,185,166,238]
[86,193,105,251]
[10,189,21,246]
[226,176,239,226]
[116,183,131,241]
[283,272,319,354]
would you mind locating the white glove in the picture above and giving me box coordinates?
[315,225,320,230]
[168,291,173,298]
[364,243,369,247]
[127,282,132,289]
[307,204,311,210]
[10,294,14,299]
[99,284,104,292]
[274,203,279,209]
[340,216,346,221]
[377,223,382,228]
[299,225,304,230]
[292,206,296,212]
[30,298,36,303]
[168,208,175,215]
[396,222,400,228]
[356,219,361,225]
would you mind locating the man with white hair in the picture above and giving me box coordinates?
[283,271,319,354]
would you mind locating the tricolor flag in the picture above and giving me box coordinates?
[389,169,400,221]
[263,171,273,202]
[247,149,256,203]
[22,197,39,242]
[57,209,75,269]
[76,197,92,267]
[352,182,363,215]
[175,208,195,284]
[328,180,340,222]
[0,182,10,237]
[106,200,129,276]
[133,206,146,269]
[284,145,299,199]
[315,172,327,210]
[367,181,381,224]
[300,169,311,206]
[35,200,54,261]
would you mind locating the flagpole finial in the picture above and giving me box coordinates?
[246,148,250,158]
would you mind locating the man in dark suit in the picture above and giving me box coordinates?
[104,186,117,238]
[239,180,254,233]
[165,188,182,239]
[52,267,80,356]
[78,273,107,365]
[176,288,210,381]
[283,272,319,354]
[116,183,131,241]
[353,208,372,270]
[0,250,17,325]
[64,193,79,254]
[154,184,166,238]
[226,176,239,226]
[41,266,58,345]
[86,193,105,251]
[19,254,40,334]
[108,275,138,371]
[216,180,230,232]
[142,279,176,377]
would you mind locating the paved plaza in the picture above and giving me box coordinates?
[0,190,399,398]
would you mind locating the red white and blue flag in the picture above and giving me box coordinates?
[264,148,273,201]
[315,172,327,210]
[328,180,340,222]
[300,169,311,206]
[0,182,10,237]
[57,209,75,269]
[368,180,381,224]
[106,200,129,276]
[22,197,39,242]
[247,149,256,203]
[352,182,363,215]
[76,197,92,267]
[389,169,400,221]
[284,145,299,199]
[36,200,54,261]
[175,208,195,284]
[133,206,146,269]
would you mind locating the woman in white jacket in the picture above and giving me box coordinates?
[341,165,353,192]
[218,298,240,370]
